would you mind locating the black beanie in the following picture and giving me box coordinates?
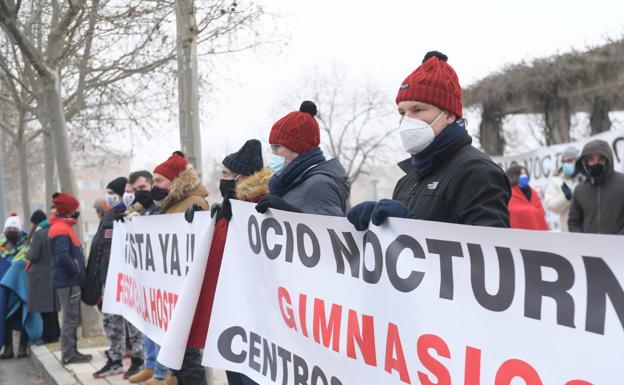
[107,177,128,197]
[222,139,263,176]
[30,209,47,225]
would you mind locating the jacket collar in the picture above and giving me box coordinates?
[398,130,472,178]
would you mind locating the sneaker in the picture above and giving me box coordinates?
[128,367,153,383]
[93,357,123,378]
[124,357,145,379]
[62,352,93,365]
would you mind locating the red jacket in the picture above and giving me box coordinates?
[187,168,272,348]
[508,186,549,231]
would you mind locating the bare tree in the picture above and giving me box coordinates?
[280,69,398,184]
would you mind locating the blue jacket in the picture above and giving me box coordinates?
[48,216,86,289]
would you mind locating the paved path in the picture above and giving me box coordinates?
[0,354,53,385]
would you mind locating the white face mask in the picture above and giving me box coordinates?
[399,112,444,155]
[122,192,135,207]
[105,193,120,208]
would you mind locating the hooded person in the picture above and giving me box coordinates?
[348,51,510,230]
[48,193,92,365]
[543,146,583,231]
[151,151,209,385]
[185,139,270,385]
[506,165,549,231]
[255,101,350,216]
[568,139,624,234]
[92,176,145,379]
[25,210,60,344]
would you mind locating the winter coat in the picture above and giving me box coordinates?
[187,168,272,349]
[89,208,125,285]
[543,171,583,232]
[508,186,549,231]
[48,216,87,289]
[281,159,350,216]
[25,224,59,313]
[393,131,511,227]
[0,232,28,262]
[160,166,210,214]
[568,140,624,234]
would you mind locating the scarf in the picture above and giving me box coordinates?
[411,119,467,175]
[269,147,326,197]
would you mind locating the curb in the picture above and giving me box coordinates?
[30,344,80,385]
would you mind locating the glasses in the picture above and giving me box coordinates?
[270,144,280,154]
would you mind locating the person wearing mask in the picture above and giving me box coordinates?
[568,139,624,234]
[186,139,270,385]
[25,210,60,344]
[92,177,145,379]
[48,193,92,365]
[0,213,29,358]
[255,101,350,216]
[506,166,549,230]
[152,151,209,385]
[348,51,510,230]
[544,147,583,232]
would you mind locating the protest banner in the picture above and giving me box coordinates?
[102,211,214,346]
[203,201,623,385]
[491,127,624,193]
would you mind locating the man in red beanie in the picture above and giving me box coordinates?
[255,101,350,216]
[48,193,92,364]
[348,51,510,229]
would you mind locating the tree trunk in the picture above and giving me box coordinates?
[479,103,506,155]
[590,96,611,135]
[17,136,31,222]
[544,98,571,145]
[176,0,202,175]
[43,127,57,210]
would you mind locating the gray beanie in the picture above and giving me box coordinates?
[561,146,579,160]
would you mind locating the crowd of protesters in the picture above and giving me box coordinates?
[1,50,623,385]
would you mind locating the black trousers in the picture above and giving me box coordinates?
[40,312,60,343]
[172,348,207,385]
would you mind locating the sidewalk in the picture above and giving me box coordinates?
[30,344,227,385]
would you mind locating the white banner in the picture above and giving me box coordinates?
[204,201,624,385]
[102,212,214,346]
[491,128,624,193]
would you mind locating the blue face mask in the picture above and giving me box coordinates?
[518,175,530,188]
[562,163,575,177]
[269,153,286,174]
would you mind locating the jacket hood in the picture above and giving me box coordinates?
[160,166,209,210]
[236,168,273,202]
[576,139,614,183]
[306,159,350,197]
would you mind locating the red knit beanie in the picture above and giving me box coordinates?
[269,101,320,154]
[52,192,79,216]
[395,51,462,117]
[153,151,187,181]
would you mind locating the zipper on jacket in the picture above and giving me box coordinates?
[597,185,601,233]
[407,182,419,208]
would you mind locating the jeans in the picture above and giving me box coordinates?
[144,336,168,379]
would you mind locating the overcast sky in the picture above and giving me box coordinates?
[130,0,624,171]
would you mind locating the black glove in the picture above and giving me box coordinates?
[255,196,302,214]
[561,183,572,200]
[184,204,204,223]
[210,203,222,219]
[347,201,377,231]
[370,199,413,226]
[113,212,125,223]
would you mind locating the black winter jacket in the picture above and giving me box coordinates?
[568,139,624,234]
[392,131,511,227]
[90,208,124,284]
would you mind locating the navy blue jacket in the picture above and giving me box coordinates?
[48,216,86,289]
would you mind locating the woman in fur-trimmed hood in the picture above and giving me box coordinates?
[185,140,270,385]
[152,151,209,215]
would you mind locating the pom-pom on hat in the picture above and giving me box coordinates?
[4,213,21,231]
[153,151,188,181]
[222,139,263,176]
[52,192,80,217]
[269,101,320,154]
[395,51,463,117]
